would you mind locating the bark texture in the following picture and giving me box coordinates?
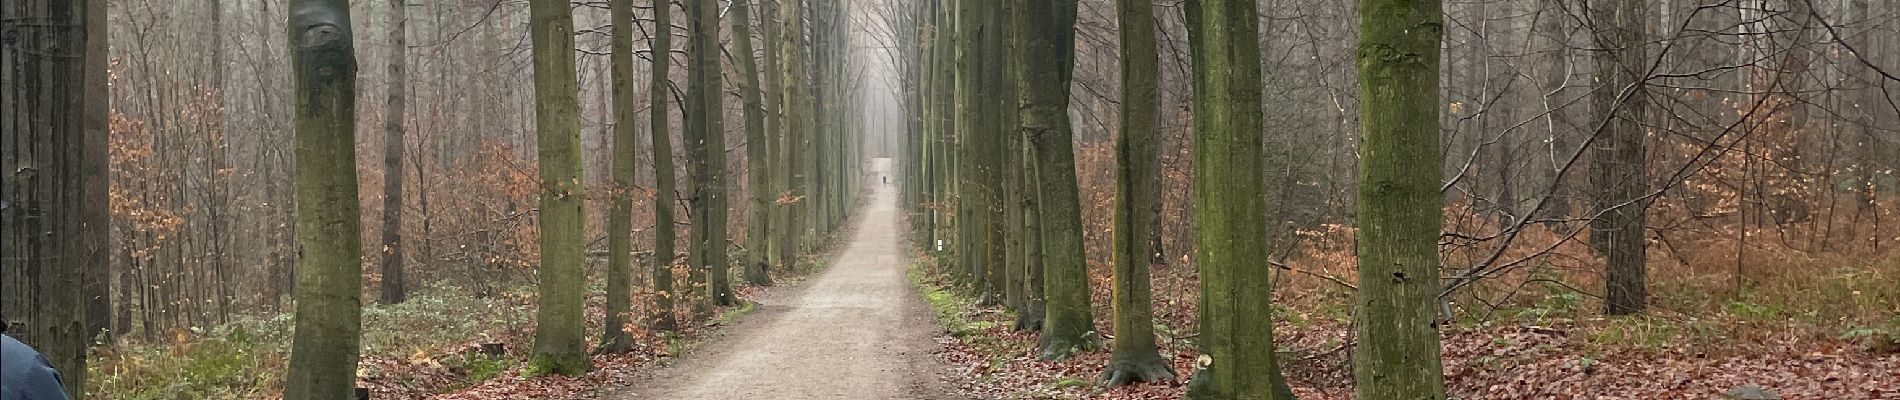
[1183,0,1294,398]
[1354,0,1449,398]
[525,0,589,376]
[283,0,366,396]
[599,0,640,354]
[1021,0,1099,360]
[1,0,101,397]
[1102,0,1174,386]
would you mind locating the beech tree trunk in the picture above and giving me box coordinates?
[282,0,366,396]
[1102,0,1175,386]
[1020,0,1099,361]
[736,0,775,287]
[1354,0,1449,398]
[1183,0,1294,397]
[525,0,589,376]
[379,0,411,305]
[2,0,102,397]
[649,0,682,333]
[686,0,733,310]
[598,0,640,354]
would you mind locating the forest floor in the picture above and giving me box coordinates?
[604,185,964,400]
[913,259,1900,400]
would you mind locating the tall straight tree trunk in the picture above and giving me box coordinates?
[282,0,365,397]
[1101,0,1174,386]
[1020,0,1099,360]
[649,0,682,333]
[687,0,734,309]
[1013,137,1047,332]
[999,0,1025,312]
[759,0,788,276]
[735,0,775,287]
[599,0,640,354]
[951,0,980,289]
[1183,0,1293,398]
[379,0,411,305]
[83,0,112,345]
[780,0,813,276]
[978,0,1008,306]
[525,0,589,376]
[2,0,99,397]
[1591,0,1650,315]
[1354,0,1448,398]
[1004,0,1044,331]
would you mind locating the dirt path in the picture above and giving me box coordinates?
[608,183,963,400]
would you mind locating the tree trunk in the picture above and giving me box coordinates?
[686,0,733,311]
[598,0,640,354]
[379,0,411,305]
[649,0,682,333]
[1182,0,1293,398]
[1102,0,1175,386]
[999,0,1025,313]
[84,0,112,345]
[1353,0,1449,398]
[525,0,589,376]
[2,0,100,397]
[1020,0,1099,361]
[1591,0,1650,315]
[282,0,365,396]
[978,0,1008,307]
[736,0,775,287]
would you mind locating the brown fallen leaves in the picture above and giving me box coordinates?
[933,307,1899,399]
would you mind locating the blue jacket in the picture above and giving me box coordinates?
[1,334,71,400]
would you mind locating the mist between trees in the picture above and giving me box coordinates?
[2,0,1896,399]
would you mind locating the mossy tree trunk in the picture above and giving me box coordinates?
[378,0,410,306]
[951,0,973,287]
[929,0,957,259]
[735,0,775,287]
[998,0,1025,312]
[1,0,101,397]
[1590,0,1649,316]
[1021,0,1099,360]
[977,0,1008,307]
[686,0,733,311]
[759,0,788,278]
[1182,0,1293,397]
[598,0,641,354]
[648,0,682,333]
[282,0,366,396]
[779,0,813,275]
[1101,0,1174,386]
[1353,0,1448,398]
[524,0,589,377]
[1008,0,1044,333]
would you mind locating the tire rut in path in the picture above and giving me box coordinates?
[610,184,963,400]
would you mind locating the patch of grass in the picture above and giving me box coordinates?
[90,283,533,400]
[717,300,759,327]
[442,352,515,392]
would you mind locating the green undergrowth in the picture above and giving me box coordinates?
[909,255,1092,397]
[89,283,534,400]
[910,256,1007,340]
[1453,255,1900,354]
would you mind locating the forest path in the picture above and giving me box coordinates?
[608,182,964,400]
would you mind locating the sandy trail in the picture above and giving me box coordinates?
[609,182,963,400]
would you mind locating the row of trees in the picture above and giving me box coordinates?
[887,0,1894,398]
[304,0,877,393]
[3,0,874,397]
